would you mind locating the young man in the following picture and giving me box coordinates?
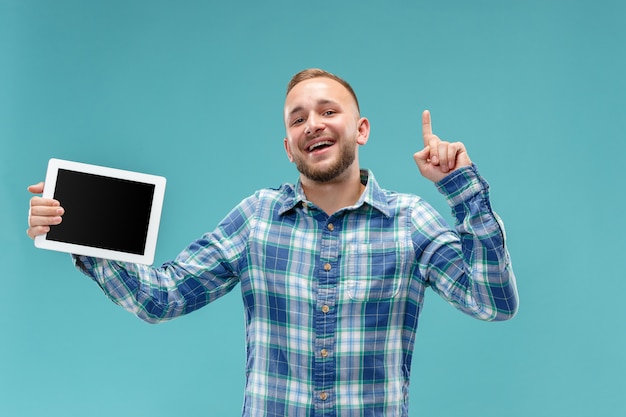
[27,68,518,417]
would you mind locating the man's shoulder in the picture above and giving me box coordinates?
[371,181,425,207]
[255,182,296,199]
[238,182,299,217]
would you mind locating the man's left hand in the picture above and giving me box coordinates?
[413,110,472,183]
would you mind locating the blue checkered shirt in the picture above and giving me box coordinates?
[74,165,518,417]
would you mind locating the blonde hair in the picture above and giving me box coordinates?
[286,68,360,113]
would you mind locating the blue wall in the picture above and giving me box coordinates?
[2,0,624,416]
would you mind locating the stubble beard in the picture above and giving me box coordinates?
[294,139,357,183]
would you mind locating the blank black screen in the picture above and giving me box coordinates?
[47,169,155,255]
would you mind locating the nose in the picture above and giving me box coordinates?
[304,113,324,135]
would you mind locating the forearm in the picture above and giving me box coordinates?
[71,197,256,322]
[72,232,243,323]
[428,165,518,321]
[73,254,237,323]
[74,255,177,323]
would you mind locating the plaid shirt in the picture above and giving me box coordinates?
[75,165,518,417]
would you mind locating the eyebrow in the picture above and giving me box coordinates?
[287,99,341,118]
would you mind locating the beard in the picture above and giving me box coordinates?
[293,139,357,183]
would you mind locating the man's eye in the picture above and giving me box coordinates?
[292,118,304,126]
[323,110,335,116]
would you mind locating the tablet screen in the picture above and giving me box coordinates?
[35,158,166,265]
[48,169,155,255]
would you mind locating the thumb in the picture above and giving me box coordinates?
[413,146,431,168]
[27,182,45,194]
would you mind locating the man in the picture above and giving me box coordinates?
[27,68,518,417]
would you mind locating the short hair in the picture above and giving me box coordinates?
[286,68,360,113]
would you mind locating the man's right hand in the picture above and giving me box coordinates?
[27,182,64,239]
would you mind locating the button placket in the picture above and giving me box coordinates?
[313,216,340,414]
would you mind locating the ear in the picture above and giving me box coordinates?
[283,137,294,162]
[356,117,370,146]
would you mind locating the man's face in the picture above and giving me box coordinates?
[283,77,368,183]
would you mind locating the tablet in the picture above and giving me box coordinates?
[34,158,167,265]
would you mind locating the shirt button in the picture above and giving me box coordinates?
[327,223,334,231]
[321,305,330,314]
[320,349,328,358]
[323,263,331,271]
[319,392,328,401]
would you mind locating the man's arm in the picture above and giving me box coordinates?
[429,165,518,321]
[411,111,518,321]
[26,182,249,323]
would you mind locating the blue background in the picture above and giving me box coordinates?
[2,0,625,416]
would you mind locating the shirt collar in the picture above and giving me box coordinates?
[278,169,390,217]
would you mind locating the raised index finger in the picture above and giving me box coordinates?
[422,110,433,146]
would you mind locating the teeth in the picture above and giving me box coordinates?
[308,141,333,152]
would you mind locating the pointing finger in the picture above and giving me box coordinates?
[422,110,433,146]
[422,110,441,165]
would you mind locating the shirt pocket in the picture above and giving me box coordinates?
[345,242,407,301]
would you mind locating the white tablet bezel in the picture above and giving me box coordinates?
[34,158,167,265]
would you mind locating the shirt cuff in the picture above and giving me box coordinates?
[72,254,103,279]
[435,164,490,207]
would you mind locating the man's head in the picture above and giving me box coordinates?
[283,69,369,183]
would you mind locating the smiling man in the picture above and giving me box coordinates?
[283,71,370,216]
[27,68,518,417]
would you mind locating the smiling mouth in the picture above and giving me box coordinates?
[308,140,335,152]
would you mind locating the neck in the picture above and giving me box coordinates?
[300,166,365,215]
